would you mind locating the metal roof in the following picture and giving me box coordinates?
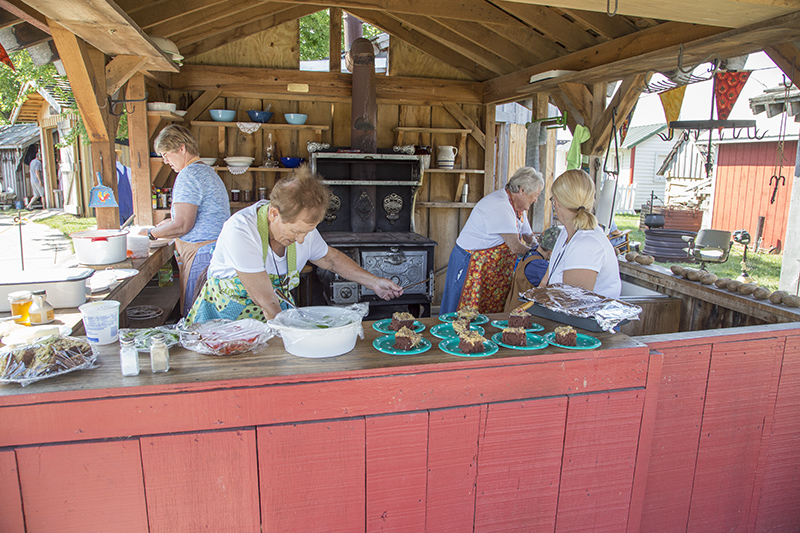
[0,124,40,149]
[621,123,668,149]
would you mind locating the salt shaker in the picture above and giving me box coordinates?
[119,337,140,376]
[150,333,170,373]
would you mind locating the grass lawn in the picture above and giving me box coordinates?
[33,213,97,238]
[615,213,783,291]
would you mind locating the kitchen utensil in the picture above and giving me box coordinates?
[401,276,433,290]
[644,191,665,228]
[121,214,135,229]
[437,146,458,169]
[0,315,21,322]
[71,229,129,265]
[146,102,177,112]
[247,110,273,123]
[280,157,305,168]
[210,109,236,122]
[284,113,308,125]
[224,156,255,167]
[88,171,118,208]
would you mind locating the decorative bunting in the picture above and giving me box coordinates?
[0,42,14,71]
[658,85,687,126]
[714,70,752,121]
[618,102,637,146]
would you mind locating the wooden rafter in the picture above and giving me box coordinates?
[143,0,270,41]
[122,0,229,31]
[557,8,639,40]
[347,9,494,80]
[483,21,726,103]
[442,102,486,150]
[432,19,540,70]
[549,91,582,131]
[390,14,515,75]
[557,82,593,125]
[105,54,148,96]
[180,89,223,125]
[765,43,800,89]
[0,0,49,33]
[483,22,566,63]
[495,1,600,52]
[588,72,649,155]
[177,5,319,57]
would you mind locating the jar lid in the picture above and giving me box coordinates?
[32,289,46,295]
[8,290,32,300]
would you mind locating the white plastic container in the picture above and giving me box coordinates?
[0,268,93,311]
[79,300,121,345]
[127,234,151,259]
[268,306,364,358]
[71,229,129,265]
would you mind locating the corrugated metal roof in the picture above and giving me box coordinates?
[621,123,668,149]
[0,124,40,149]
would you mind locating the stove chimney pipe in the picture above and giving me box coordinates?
[349,37,377,232]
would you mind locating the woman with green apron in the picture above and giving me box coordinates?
[186,168,404,325]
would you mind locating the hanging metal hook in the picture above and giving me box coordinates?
[107,92,149,117]
[606,0,618,17]
[747,127,767,140]
[657,129,674,142]
[603,107,620,176]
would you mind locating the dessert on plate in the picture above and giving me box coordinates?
[451,317,471,336]
[456,306,479,322]
[501,327,527,346]
[389,311,415,331]
[393,326,423,351]
[508,306,533,329]
[458,330,487,353]
[554,325,577,346]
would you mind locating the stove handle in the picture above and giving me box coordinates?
[385,247,406,265]
[428,269,434,300]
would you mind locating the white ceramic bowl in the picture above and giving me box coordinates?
[198,157,217,166]
[224,156,255,167]
[147,102,177,112]
[268,306,364,358]
[70,229,129,265]
[284,113,308,125]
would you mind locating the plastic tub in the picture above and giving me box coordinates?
[0,268,93,311]
[79,301,121,345]
[268,306,364,358]
[71,229,129,265]
[127,235,150,259]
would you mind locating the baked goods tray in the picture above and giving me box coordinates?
[523,302,620,333]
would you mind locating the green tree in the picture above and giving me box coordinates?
[0,49,69,124]
[299,10,384,62]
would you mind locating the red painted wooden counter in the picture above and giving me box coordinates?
[1,316,798,532]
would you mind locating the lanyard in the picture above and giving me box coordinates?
[506,190,526,240]
[257,203,297,306]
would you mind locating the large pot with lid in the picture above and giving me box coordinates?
[268,306,366,358]
[70,229,129,265]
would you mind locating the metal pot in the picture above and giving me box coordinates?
[644,212,665,228]
[70,229,129,265]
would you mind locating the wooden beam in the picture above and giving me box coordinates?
[435,19,541,70]
[126,72,153,226]
[442,102,486,150]
[483,21,566,64]
[0,21,51,51]
[181,89,223,126]
[483,103,496,195]
[330,7,342,73]
[0,0,48,33]
[123,0,229,31]
[495,1,600,52]
[147,0,274,42]
[105,54,148,96]
[24,0,177,72]
[588,73,648,155]
[558,8,639,40]
[173,64,484,104]
[390,14,514,75]
[48,19,108,142]
[557,82,593,124]
[483,21,725,104]
[178,5,320,58]
[765,43,800,89]
[347,9,492,80]
[549,91,582,132]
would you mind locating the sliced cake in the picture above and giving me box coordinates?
[501,327,527,347]
[554,325,577,346]
[508,307,533,329]
[389,311,415,331]
[458,330,487,354]
[456,305,479,322]
[451,317,471,336]
[393,326,423,351]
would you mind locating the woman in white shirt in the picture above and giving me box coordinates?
[186,167,403,325]
[540,169,621,299]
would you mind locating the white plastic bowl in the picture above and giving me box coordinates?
[224,156,255,167]
[71,229,129,265]
[268,306,364,358]
[198,157,217,166]
[147,102,177,112]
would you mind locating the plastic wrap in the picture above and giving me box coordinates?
[120,326,180,352]
[0,335,98,386]
[268,304,368,358]
[178,318,274,356]
[521,283,641,332]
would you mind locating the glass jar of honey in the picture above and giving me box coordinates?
[7,290,33,325]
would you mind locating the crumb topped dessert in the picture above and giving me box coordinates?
[502,327,527,346]
[456,306,479,322]
[451,317,471,336]
[393,326,423,351]
[554,325,577,346]
[389,312,415,331]
[458,330,487,353]
[508,307,533,329]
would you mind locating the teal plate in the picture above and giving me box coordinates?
[430,323,485,340]
[438,312,489,325]
[372,319,425,335]
[490,319,544,333]
[373,335,432,355]
[490,332,548,351]
[438,337,498,357]
[544,332,602,350]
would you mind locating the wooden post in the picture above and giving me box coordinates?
[483,103,496,196]
[127,73,153,225]
[330,8,342,73]
[530,93,549,232]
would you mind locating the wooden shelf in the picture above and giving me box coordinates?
[394,127,471,134]
[147,110,184,121]
[190,121,329,130]
[424,168,484,174]
[416,201,476,208]
[214,166,295,173]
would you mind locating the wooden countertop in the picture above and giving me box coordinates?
[0,314,646,402]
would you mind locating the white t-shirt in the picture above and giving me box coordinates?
[547,226,621,298]
[456,189,532,250]
[208,201,329,279]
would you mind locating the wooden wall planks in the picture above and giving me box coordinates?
[366,412,429,530]
[140,430,260,532]
[0,450,25,533]
[258,420,366,531]
[16,440,149,532]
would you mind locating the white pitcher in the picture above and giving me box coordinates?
[437,145,458,169]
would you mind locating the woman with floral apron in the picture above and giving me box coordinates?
[185,168,404,326]
[440,167,544,315]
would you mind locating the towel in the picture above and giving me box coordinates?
[566,124,590,170]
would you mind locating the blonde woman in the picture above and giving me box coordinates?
[540,169,621,298]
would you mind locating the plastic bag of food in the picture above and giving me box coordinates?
[521,283,642,332]
[120,325,180,352]
[0,335,98,387]
[177,318,274,356]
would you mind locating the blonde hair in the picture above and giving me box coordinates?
[154,125,199,157]
[552,169,597,231]
[270,165,330,223]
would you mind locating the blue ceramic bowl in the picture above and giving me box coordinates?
[284,113,308,125]
[247,110,273,123]
[210,109,236,122]
[280,157,305,168]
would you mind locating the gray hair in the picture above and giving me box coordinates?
[506,167,544,195]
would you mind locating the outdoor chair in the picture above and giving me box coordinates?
[609,229,631,254]
[682,229,733,270]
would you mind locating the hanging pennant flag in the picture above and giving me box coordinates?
[658,85,687,126]
[0,42,14,71]
[714,70,751,121]
[618,102,637,146]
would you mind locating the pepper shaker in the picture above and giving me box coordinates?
[150,333,170,373]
